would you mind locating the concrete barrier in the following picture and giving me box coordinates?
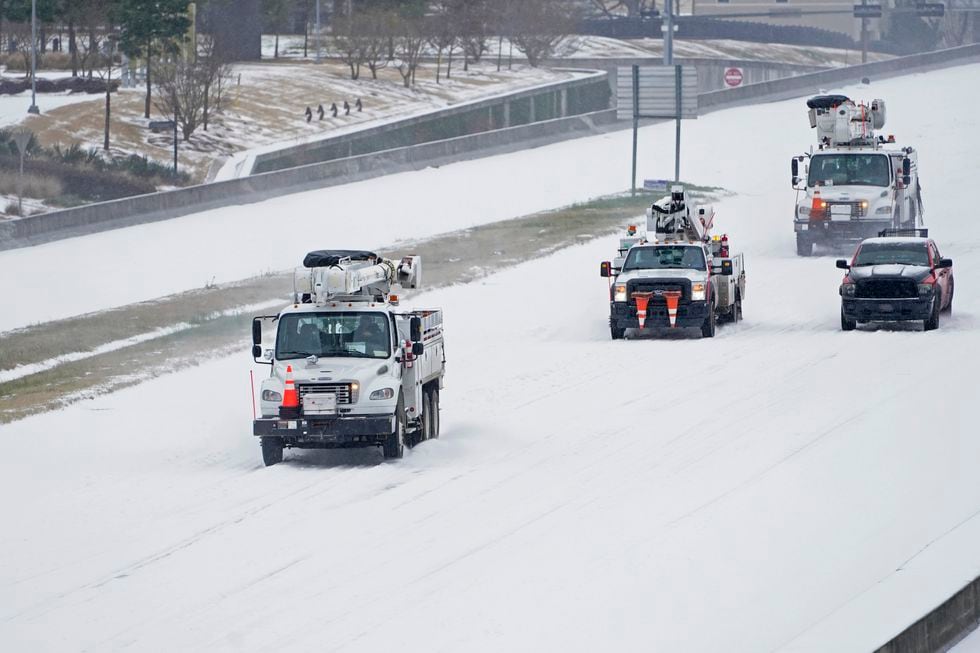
[874,576,980,653]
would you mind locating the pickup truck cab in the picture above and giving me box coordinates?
[837,231,953,331]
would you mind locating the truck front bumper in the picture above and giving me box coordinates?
[796,219,891,242]
[610,301,709,329]
[254,414,395,448]
[842,297,933,322]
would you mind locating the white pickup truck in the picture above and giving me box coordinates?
[251,250,446,465]
[600,187,746,339]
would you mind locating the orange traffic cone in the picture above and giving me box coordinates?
[281,365,299,409]
[664,291,682,328]
[811,188,826,218]
[633,292,653,329]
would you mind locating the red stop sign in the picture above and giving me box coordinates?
[724,67,744,88]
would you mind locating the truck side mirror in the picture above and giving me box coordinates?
[836,259,850,270]
[410,316,422,343]
[791,158,799,186]
[902,157,911,186]
[252,318,262,346]
[600,261,612,278]
[412,342,424,356]
[938,258,953,269]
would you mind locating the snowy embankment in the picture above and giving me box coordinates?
[0,63,978,651]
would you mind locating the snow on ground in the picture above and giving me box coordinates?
[0,88,100,129]
[1,63,977,333]
[0,63,979,651]
[956,627,980,652]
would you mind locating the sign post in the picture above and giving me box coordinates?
[618,65,698,195]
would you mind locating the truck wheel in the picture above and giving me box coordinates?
[735,296,743,322]
[796,234,813,257]
[924,298,940,331]
[610,324,625,340]
[421,392,433,442]
[431,389,441,439]
[701,308,716,338]
[261,437,284,467]
[383,398,406,459]
[841,308,856,331]
[942,281,953,314]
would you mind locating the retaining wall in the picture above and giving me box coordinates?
[874,577,980,653]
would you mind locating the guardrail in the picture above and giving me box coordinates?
[874,576,980,653]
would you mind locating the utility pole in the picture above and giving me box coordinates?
[663,0,674,66]
[173,107,179,176]
[315,0,321,63]
[28,0,40,115]
[860,0,869,64]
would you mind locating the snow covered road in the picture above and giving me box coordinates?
[1,63,979,651]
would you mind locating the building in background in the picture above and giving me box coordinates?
[198,0,263,62]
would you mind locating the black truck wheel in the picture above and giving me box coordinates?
[841,308,856,331]
[924,297,940,331]
[701,308,716,338]
[430,389,441,439]
[796,234,813,257]
[420,392,433,443]
[942,281,953,314]
[261,437,284,467]
[610,324,625,340]
[383,398,406,459]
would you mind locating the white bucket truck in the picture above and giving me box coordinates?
[600,187,746,339]
[251,250,445,465]
[791,95,924,256]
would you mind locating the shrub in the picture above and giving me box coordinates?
[0,170,63,199]
[4,200,22,216]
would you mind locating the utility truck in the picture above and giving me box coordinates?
[251,250,445,465]
[791,95,924,256]
[600,186,746,339]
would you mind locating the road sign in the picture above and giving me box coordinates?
[853,3,883,18]
[644,179,669,192]
[616,66,698,121]
[916,1,946,16]
[723,67,744,88]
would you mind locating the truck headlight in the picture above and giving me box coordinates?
[370,388,395,400]
[875,205,892,215]
[798,205,810,217]
[613,284,627,302]
[841,283,856,297]
[261,389,282,403]
[918,283,935,296]
[692,282,706,301]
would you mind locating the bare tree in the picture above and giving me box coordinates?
[362,11,396,80]
[198,34,233,132]
[510,1,576,67]
[458,0,491,71]
[154,59,208,141]
[333,17,367,79]
[429,2,459,83]
[394,19,426,88]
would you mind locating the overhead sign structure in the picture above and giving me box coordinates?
[644,179,669,192]
[723,67,744,88]
[853,3,883,18]
[916,1,946,16]
[617,65,699,194]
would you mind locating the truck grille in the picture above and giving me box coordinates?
[626,280,691,305]
[855,279,918,299]
[298,383,353,405]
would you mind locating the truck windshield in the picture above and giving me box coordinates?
[853,243,929,267]
[808,154,890,187]
[276,312,391,360]
[623,246,706,271]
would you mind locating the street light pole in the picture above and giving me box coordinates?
[315,0,321,64]
[663,0,674,66]
[28,0,40,115]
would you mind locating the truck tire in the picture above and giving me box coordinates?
[942,280,953,314]
[261,437,284,467]
[796,234,813,257]
[421,392,433,442]
[701,308,716,338]
[431,389,441,439]
[610,324,625,340]
[383,398,406,459]
[841,308,856,331]
[924,297,940,331]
